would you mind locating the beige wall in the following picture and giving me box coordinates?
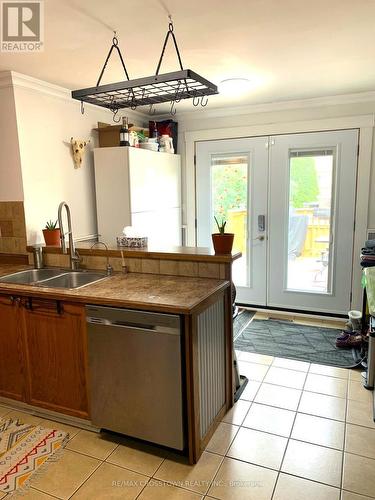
[0,80,23,201]
[7,72,143,245]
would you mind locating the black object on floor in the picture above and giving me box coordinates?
[233,309,255,341]
[234,375,248,402]
[234,318,356,368]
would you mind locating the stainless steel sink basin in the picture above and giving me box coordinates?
[0,269,107,289]
[39,272,107,289]
[0,268,66,285]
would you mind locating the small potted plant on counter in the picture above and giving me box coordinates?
[212,216,234,254]
[42,220,61,246]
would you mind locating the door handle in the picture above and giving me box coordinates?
[254,235,265,241]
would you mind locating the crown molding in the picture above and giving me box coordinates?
[174,90,375,121]
[0,70,149,120]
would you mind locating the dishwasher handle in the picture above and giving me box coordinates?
[86,316,180,335]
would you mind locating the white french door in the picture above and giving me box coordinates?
[196,138,268,305]
[196,130,359,314]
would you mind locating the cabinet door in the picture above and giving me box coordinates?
[0,295,25,401]
[22,300,89,419]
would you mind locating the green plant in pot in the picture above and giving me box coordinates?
[212,216,234,254]
[42,220,61,247]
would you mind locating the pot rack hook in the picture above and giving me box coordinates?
[80,100,85,114]
[201,96,208,107]
[112,108,121,123]
[170,100,177,116]
[193,93,200,107]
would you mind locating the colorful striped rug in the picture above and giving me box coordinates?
[0,417,68,496]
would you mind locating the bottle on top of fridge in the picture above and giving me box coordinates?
[120,117,130,147]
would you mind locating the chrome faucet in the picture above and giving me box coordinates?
[90,241,113,276]
[58,201,81,270]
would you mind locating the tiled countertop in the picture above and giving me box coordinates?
[0,265,229,314]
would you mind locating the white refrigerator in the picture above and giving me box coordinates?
[93,147,181,246]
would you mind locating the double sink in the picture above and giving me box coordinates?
[0,268,108,289]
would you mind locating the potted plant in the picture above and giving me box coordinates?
[42,220,61,246]
[212,216,234,254]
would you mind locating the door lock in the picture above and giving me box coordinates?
[258,215,266,232]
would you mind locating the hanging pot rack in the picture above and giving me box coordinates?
[71,20,218,116]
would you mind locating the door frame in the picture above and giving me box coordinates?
[184,115,374,311]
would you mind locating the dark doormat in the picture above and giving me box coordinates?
[234,318,357,368]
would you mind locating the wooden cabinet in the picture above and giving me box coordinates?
[0,295,89,419]
[0,295,25,401]
[21,299,89,419]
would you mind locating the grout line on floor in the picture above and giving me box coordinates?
[270,361,308,499]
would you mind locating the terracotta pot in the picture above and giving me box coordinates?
[212,233,234,254]
[42,228,61,247]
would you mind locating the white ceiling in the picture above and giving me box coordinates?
[2,0,375,113]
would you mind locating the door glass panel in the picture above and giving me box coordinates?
[211,154,248,286]
[287,150,334,293]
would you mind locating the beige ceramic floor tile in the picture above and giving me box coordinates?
[222,400,251,426]
[237,361,269,381]
[281,440,342,487]
[138,480,203,499]
[207,457,277,500]
[236,351,274,365]
[304,373,347,398]
[5,410,42,426]
[227,427,287,470]
[66,430,119,460]
[292,413,345,449]
[341,491,375,500]
[343,453,375,498]
[254,312,270,320]
[0,492,5,500]
[348,370,366,382]
[154,451,223,495]
[273,473,340,500]
[107,438,167,476]
[309,363,349,379]
[298,391,346,421]
[323,320,346,329]
[39,418,81,439]
[31,449,100,499]
[346,399,375,429]
[71,461,148,500]
[264,366,307,389]
[243,403,295,437]
[10,488,58,499]
[206,422,239,455]
[345,423,375,460]
[240,380,261,402]
[255,383,301,411]
[348,380,373,404]
[269,313,295,321]
[0,405,10,418]
[272,357,310,372]
[293,317,326,327]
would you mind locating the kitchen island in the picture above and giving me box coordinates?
[0,259,233,464]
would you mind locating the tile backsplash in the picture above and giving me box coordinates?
[0,201,27,254]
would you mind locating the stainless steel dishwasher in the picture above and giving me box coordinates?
[86,305,184,450]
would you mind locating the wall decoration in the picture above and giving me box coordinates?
[70,137,90,168]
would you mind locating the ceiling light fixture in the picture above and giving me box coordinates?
[72,18,218,120]
[219,78,252,95]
